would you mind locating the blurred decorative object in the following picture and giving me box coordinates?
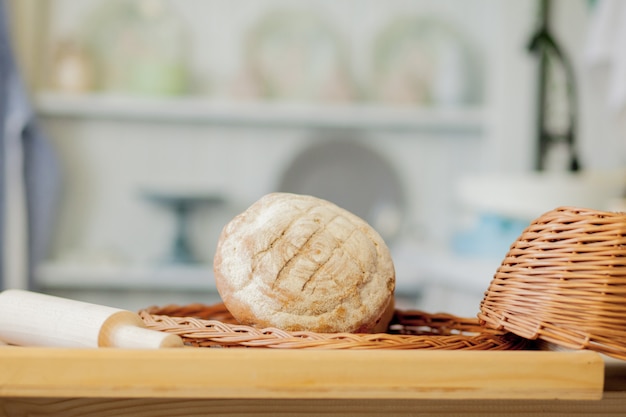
[452,169,626,258]
[141,188,226,265]
[245,9,354,103]
[83,0,190,96]
[584,0,626,114]
[228,70,263,101]
[277,136,405,244]
[371,17,482,107]
[456,170,626,222]
[527,0,580,171]
[51,40,94,93]
[452,213,528,260]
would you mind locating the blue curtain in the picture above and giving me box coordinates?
[0,1,61,290]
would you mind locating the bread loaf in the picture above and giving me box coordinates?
[213,192,395,333]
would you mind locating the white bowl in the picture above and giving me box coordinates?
[457,170,626,220]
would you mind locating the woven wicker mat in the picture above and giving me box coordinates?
[139,303,528,350]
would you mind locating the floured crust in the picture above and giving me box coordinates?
[213,192,396,333]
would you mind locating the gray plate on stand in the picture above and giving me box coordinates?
[277,137,406,244]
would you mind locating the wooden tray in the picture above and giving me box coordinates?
[0,346,604,401]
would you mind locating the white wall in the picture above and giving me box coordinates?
[34,0,508,264]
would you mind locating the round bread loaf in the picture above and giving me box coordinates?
[213,192,396,333]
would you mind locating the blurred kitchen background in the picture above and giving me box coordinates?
[2,0,626,316]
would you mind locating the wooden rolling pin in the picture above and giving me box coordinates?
[0,289,183,348]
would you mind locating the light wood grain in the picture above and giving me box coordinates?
[0,347,603,400]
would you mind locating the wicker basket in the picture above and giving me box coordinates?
[140,302,528,350]
[479,206,626,360]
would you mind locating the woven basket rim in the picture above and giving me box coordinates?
[479,206,626,361]
[139,302,528,351]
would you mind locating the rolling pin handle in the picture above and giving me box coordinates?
[107,325,184,349]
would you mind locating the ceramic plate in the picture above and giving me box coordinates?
[277,137,406,243]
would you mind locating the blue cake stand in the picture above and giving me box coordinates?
[141,189,226,264]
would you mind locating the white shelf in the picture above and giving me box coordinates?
[35,263,216,292]
[35,249,499,295]
[35,91,485,135]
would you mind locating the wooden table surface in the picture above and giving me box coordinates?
[0,346,624,416]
